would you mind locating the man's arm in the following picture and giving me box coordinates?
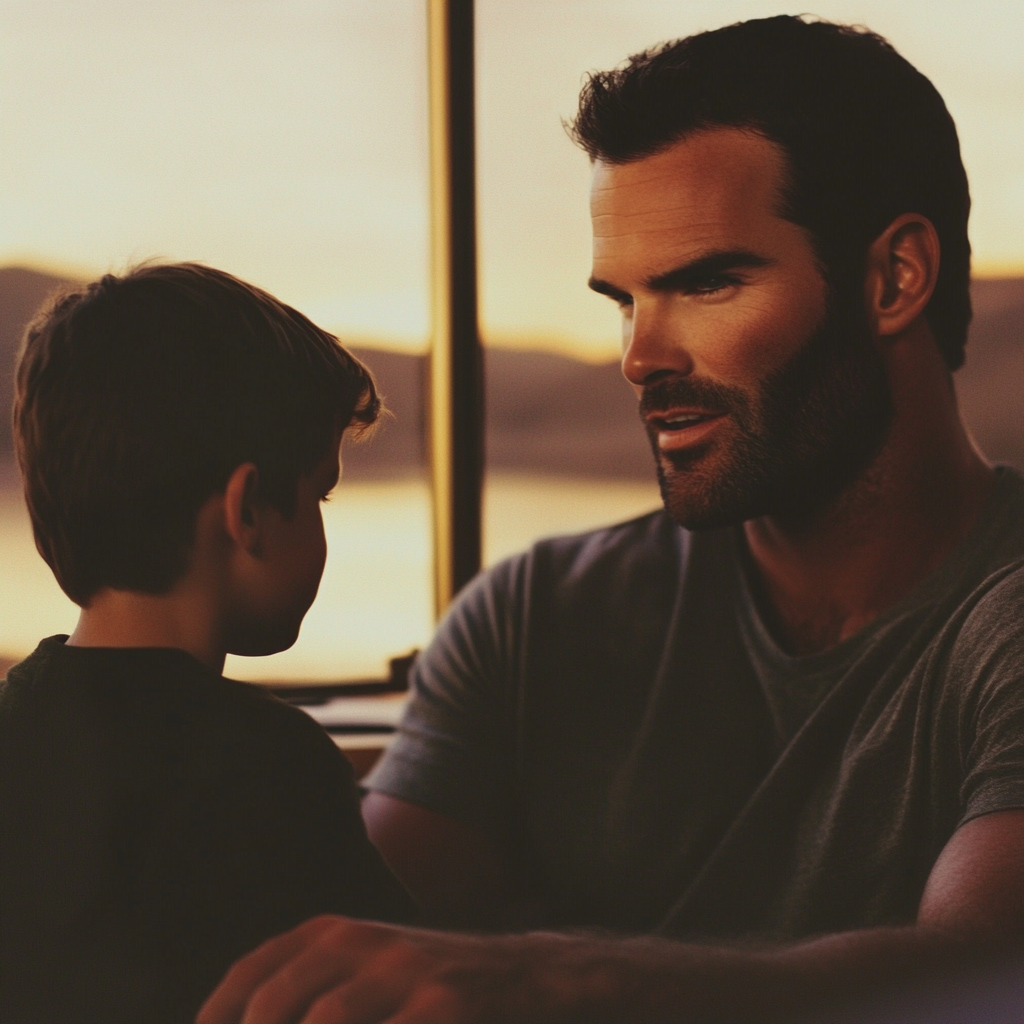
[362,792,548,930]
[197,809,1024,1024]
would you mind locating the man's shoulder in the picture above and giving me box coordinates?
[535,504,679,555]
[977,466,1024,567]
[923,467,1024,669]
[947,558,1024,666]
[435,507,701,676]
[484,506,685,600]
[907,557,1024,742]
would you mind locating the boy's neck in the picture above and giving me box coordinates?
[68,586,227,674]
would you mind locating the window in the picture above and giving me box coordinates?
[2,1,1022,687]
[0,0,434,682]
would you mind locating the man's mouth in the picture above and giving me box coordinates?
[653,412,718,429]
[646,409,726,451]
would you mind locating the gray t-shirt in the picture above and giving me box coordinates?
[367,468,1024,941]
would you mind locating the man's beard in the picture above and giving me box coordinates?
[641,296,894,530]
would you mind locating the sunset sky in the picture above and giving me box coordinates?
[1,0,1022,678]
[2,0,1022,360]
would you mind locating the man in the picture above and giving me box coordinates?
[200,16,1024,1023]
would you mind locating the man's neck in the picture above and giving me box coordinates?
[743,347,995,656]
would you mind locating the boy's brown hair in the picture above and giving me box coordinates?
[13,262,380,606]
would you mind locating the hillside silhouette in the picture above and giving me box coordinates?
[1,266,1022,480]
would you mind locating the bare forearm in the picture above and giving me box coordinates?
[198,917,1011,1024]
[497,924,1000,1024]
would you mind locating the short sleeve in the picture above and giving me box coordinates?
[953,565,1024,827]
[365,556,525,843]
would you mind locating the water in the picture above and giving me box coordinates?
[0,474,660,681]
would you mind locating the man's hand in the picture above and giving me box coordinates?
[198,813,1024,1024]
[195,914,1006,1024]
[196,916,606,1024]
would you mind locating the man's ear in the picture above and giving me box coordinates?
[864,213,941,339]
[222,463,263,555]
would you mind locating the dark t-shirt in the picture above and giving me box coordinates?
[367,467,1024,941]
[0,638,413,1024]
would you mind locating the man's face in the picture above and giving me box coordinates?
[589,128,892,529]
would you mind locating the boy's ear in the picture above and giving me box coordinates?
[222,463,263,555]
[864,212,940,340]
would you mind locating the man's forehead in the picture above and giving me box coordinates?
[589,128,798,275]
[590,128,789,223]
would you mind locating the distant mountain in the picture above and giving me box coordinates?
[954,279,1024,470]
[1,266,1022,479]
[0,265,651,479]
[0,267,74,463]
[342,344,653,479]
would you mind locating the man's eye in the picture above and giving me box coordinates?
[691,275,738,295]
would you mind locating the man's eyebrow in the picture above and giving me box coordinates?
[588,249,773,302]
[587,276,632,303]
[646,250,772,292]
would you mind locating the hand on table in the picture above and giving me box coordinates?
[196,915,598,1024]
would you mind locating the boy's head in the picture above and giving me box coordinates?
[13,262,380,610]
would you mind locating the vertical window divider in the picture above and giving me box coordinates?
[426,0,484,619]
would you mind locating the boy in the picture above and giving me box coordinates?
[0,263,414,1024]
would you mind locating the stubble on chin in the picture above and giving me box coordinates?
[650,425,780,531]
[644,301,894,533]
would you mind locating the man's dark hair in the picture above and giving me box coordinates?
[570,15,972,369]
[13,262,380,606]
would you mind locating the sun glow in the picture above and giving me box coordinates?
[0,1,1020,363]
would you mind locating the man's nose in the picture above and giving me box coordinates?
[620,302,694,387]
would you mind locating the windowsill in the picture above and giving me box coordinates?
[294,691,405,779]
[299,691,407,732]
[331,732,396,751]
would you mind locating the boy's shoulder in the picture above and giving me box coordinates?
[0,636,341,784]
